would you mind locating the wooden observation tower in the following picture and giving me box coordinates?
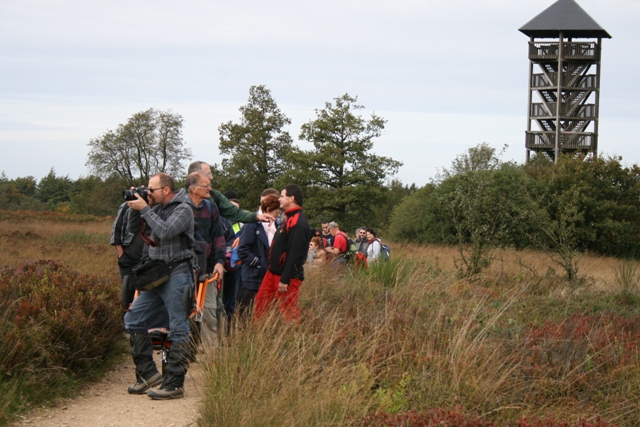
[519,0,611,163]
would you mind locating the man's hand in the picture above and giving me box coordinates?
[115,245,124,258]
[213,263,225,281]
[256,213,275,223]
[278,282,288,293]
[126,191,148,211]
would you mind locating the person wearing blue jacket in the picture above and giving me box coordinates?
[236,193,281,318]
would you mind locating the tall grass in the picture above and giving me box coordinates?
[615,259,639,297]
[199,250,640,426]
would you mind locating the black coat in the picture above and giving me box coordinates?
[236,222,270,291]
[268,207,309,284]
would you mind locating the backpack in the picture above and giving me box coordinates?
[338,232,358,262]
[370,238,390,262]
[379,240,391,262]
[229,236,242,268]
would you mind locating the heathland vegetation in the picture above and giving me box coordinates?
[2,210,640,426]
[0,212,123,426]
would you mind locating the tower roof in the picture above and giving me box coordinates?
[519,0,611,39]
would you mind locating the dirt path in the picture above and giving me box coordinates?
[13,352,206,427]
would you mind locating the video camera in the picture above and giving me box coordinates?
[122,186,149,202]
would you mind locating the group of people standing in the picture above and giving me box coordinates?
[110,162,389,401]
[111,161,310,401]
[307,221,385,266]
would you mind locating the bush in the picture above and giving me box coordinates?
[0,259,123,423]
[350,408,495,426]
[350,408,616,426]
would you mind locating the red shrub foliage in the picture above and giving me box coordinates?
[523,312,640,378]
[350,409,616,427]
[515,415,615,427]
[0,259,122,379]
[350,408,494,427]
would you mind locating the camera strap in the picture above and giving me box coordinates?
[140,220,159,247]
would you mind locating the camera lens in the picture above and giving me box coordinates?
[122,189,137,201]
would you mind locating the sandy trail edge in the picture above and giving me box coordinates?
[12,351,206,427]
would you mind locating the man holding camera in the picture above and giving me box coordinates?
[124,172,194,400]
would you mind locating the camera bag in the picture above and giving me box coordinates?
[131,259,170,291]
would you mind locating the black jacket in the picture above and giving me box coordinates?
[268,207,310,284]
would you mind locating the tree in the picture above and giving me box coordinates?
[0,172,52,211]
[389,144,542,277]
[436,142,506,181]
[86,108,191,185]
[69,175,127,216]
[524,155,640,279]
[294,94,402,230]
[216,85,295,207]
[388,184,439,243]
[35,168,73,209]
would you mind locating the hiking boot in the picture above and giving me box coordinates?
[127,372,163,395]
[147,387,185,400]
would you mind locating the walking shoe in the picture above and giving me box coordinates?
[147,387,185,400]
[127,372,163,394]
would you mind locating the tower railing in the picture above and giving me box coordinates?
[528,41,599,61]
[525,131,595,150]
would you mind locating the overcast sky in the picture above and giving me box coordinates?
[1,0,637,187]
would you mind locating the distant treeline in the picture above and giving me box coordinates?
[389,144,640,277]
[0,168,416,233]
[4,144,640,274]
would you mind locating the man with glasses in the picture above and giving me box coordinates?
[185,171,226,350]
[355,227,369,254]
[125,172,194,400]
[187,161,274,224]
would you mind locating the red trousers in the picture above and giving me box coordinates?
[254,270,301,322]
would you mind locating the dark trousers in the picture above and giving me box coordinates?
[222,269,241,315]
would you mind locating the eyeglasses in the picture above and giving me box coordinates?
[194,184,212,189]
[147,187,166,194]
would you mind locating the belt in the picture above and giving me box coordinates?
[168,258,190,270]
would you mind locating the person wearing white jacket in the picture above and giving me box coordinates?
[365,228,382,264]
